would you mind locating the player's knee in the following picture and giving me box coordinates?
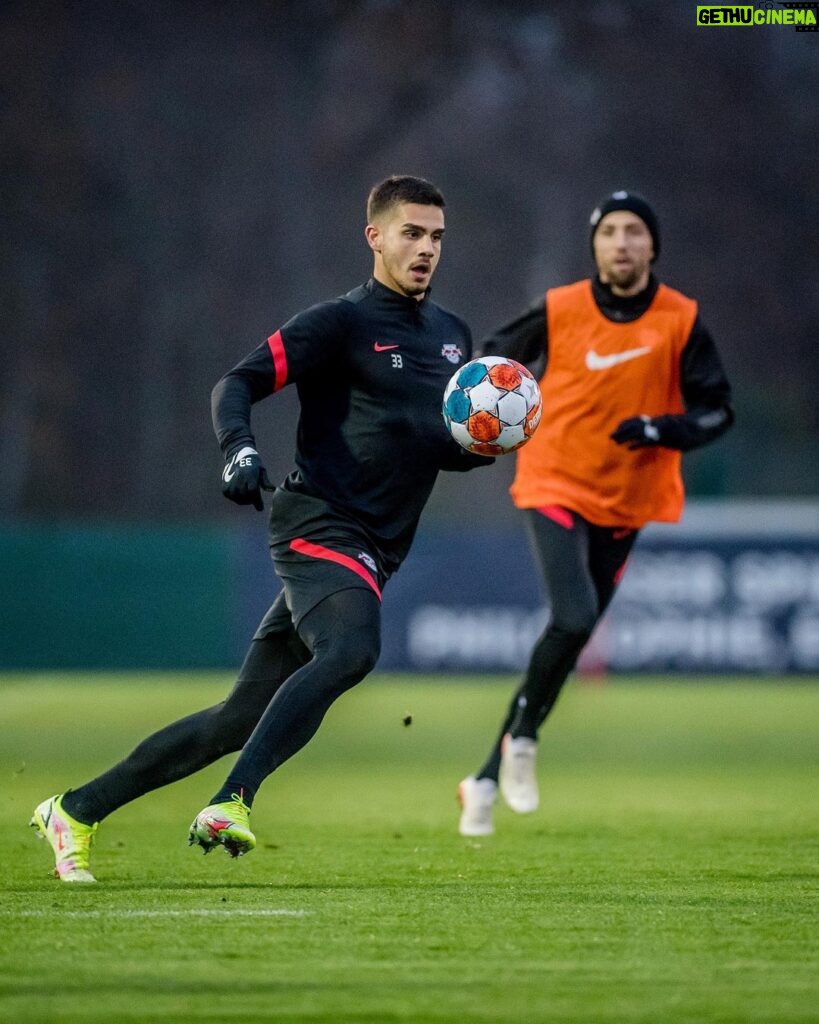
[551,588,601,637]
[334,634,380,680]
[205,701,257,755]
[543,607,598,644]
[354,634,381,676]
[315,628,380,683]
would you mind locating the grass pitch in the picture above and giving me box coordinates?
[1,674,818,1023]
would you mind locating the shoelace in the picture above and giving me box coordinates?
[228,792,251,816]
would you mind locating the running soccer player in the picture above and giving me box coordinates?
[31,175,490,881]
[457,191,734,836]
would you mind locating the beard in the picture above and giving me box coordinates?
[381,253,426,296]
[605,262,646,291]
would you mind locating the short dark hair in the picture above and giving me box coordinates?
[366,175,445,223]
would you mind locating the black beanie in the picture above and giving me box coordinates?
[590,191,660,261]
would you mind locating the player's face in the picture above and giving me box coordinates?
[593,211,654,296]
[367,203,445,298]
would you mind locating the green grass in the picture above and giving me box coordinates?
[1,674,818,1023]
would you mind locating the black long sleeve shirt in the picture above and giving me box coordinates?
[212,278,483,570]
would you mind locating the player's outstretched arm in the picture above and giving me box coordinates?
[212,340,277,454]
[610,406,734,452]
[610,316,734,452]
[211,340,278,511]
[211,300,350,510]
[478,299,548,379]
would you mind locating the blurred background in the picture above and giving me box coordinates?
[2,0,817,672]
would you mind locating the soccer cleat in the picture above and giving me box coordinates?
[188,793,256,858]
[499,734,539,813]
[457,776,497,836]
[30,794,98,883]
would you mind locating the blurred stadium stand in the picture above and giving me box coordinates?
[2,501,817,673]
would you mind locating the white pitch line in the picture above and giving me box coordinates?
[5,908,308,919]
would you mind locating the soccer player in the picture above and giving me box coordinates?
[457,191,734,836]
[31,175,490,881]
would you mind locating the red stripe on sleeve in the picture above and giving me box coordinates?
[267,330,288,392]
[289,538,382,600]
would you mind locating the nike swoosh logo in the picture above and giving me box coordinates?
[42,804,52,830]
[585,346,651,370]
[223,447,257,483]
[373,342,399,352]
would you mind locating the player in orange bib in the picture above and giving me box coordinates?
[458,191,734,836]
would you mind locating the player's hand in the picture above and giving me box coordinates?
[221,446,274,510]
[610,415,663,450]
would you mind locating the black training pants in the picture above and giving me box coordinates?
[475,507,637,781]
[64,588,380,823]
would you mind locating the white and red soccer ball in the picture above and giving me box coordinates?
[442,356,542,456]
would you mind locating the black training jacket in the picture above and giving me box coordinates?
[213,278,485,569]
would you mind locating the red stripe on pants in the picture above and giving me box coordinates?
[536,504,574,529]
[289,538,382,600]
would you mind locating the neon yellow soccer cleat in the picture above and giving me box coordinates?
[188,793,256,858]
[30,794,98,883]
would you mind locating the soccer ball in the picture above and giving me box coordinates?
[442,356,542,456]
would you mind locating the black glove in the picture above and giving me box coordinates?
[221,446,274,510]
[610,415,663,450]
